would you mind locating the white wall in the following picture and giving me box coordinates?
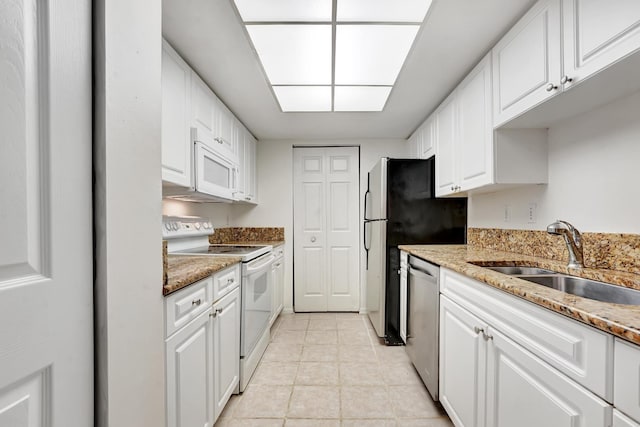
[171,139,408,312]
[469,89,640,234]
[94,1,165,426]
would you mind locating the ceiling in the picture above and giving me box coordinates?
[162,0,536,141]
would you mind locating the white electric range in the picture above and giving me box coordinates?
[163,215,274,392]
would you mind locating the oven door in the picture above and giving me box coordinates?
[194,141,238,201]
[241,253,274,357]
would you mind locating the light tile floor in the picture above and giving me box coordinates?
[215,312,454,427]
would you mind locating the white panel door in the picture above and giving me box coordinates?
[563,0,640,90]
[293,147,359,312]
[0,0,92,425]
[485,327,612,427]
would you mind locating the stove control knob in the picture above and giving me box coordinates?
[172,222,179,231]
[194,222,201,230]
[164,223,171,231]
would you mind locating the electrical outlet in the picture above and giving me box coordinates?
[528,203,537,223]
[503,205,511,222]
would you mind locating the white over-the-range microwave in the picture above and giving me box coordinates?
[163,130,238,203]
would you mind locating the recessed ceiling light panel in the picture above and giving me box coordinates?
[234,0,332,22]
[273,86,332,112]
[247,25,332,85]
[337,0,434,22]
[334,86,392,111]
[335,25,419,85]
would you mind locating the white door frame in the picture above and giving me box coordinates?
[292,146,360,312]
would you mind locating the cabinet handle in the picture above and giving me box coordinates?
[545,83,558,92]
[473,326,484,335]
[192,299,202,306]
[227,278,235,284]
[560,75,573,84]
[245,197,251,201]
[483,332,494,341]
[450,186,455,191]
[214,137,224,144]
[210,307,223,318]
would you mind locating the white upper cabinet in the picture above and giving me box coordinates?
[457,54,494,192]
[492,0,562,127]
[244,133,258,203]
[421,117,435,159]
[493,0,640,127]
[562,0,640,90]
[407,131,420,158]
[191,71,216,144]
[213,99,238,162]
[162,40,193,187]
[234,120,245,200]
[434,93,457,196]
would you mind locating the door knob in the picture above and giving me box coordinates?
[311,236,317,243]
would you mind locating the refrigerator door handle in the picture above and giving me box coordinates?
[364,189,371,221]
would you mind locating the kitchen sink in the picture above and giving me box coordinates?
[520,275,640,305]
[483,266,558,275]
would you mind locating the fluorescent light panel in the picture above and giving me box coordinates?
[234,0,332,22]
[337,0,433,22]
[235,1,428,111]
[246,25,332,85]
[334,86,392,111]
[273,86,332,112]
[335,25,419,85]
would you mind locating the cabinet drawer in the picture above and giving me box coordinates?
[614,338,640,421]
[214,264,240,302]
[165,276,212,338]
[273,245,284,260]
[441,268,614,400]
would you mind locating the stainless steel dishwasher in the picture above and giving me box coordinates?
[405,255,440,401]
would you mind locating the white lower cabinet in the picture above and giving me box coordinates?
[440,296,487,427]
[486,326,611,427]
[399,251,408,344]
[212,287,240,420]
[440,268,614,427]
[614,338,640,423]
[166,309,213,427]
[165,265,241,427]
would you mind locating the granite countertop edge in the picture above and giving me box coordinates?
[164,255,243,296]
[399,244,640,346]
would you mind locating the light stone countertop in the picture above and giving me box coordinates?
[399,244,640,346]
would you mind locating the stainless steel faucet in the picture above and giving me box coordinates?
[547,220,584,269]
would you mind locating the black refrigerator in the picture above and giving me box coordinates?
[364,157,467,345]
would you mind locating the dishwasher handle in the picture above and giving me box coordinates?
[408,264,437,281]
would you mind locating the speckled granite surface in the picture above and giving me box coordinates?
[210,227,284,244]
[468,228,640,275]
[164,255,242,296]
[399,244,640,345]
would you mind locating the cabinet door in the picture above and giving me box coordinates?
[191,72,215,140]
[275,256,285,315]
[407,131,420,158]
[614,410,640,427]
[492,0,562,127]
[421,117,435,160]
[614,338,640,422]
[234,121,245,199]
[434,94,458,197]
[440,296,487,427]
[213,99,236,160]
[563,0,640,90]
[166,310,213,427]
[458,54,494,191]
[161,41,192,187]
[485,327,612,427]
[399,266,407,344]
[212,288,240,421]
[244,134,257,203]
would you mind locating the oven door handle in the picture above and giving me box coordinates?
[246,254,275,273]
